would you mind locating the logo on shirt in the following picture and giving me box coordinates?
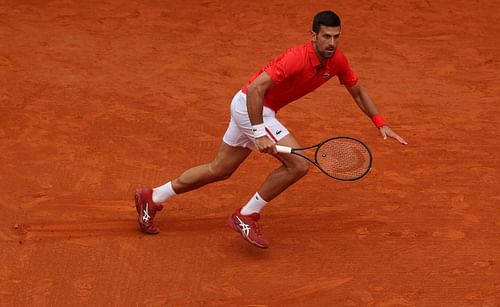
[322,72,331,78]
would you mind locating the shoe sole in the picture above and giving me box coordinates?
[227,215,268,249]
[135,191,160,235]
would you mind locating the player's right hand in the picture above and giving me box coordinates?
[379,126,408,145]
[255,136,277,154]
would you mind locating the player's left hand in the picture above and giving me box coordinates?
[379,126,407,145]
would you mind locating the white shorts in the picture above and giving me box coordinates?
[223,90,289,149]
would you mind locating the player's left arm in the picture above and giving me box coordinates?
[346,83,407,145]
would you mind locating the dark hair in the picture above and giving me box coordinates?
[312,10,341,33]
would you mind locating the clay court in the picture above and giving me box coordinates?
[1,0,499,306]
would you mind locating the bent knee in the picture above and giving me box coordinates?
[208,163,235,181]
[289,160,310,178]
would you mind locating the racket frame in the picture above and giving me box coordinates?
[275,136,372,181]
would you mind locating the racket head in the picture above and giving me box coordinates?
[314,136,372,181]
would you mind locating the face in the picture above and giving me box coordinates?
[312,25,341,61]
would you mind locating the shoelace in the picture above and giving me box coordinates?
[249,219,263,236]
[148,202,163,214]
[245,213,264,235]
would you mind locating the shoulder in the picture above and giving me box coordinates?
[275,43,309,63]
[332,48,349,63]
[328,48,353,70]
[266,44,308,73]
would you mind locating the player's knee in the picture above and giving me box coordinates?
[208,163,235,181]
[297,160,310,177]
[217,170,233,181]
[290,160,309,178]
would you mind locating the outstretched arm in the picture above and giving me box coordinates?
[346,84,407,145]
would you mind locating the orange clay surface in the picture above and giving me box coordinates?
[1,1,500,306]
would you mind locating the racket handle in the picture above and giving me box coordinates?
[275,145,292,153]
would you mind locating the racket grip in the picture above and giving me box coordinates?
[275,145,292,153]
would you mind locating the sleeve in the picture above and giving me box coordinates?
[336,52,358,87]
[264,48,302,86]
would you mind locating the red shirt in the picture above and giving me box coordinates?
[242,42,358,112]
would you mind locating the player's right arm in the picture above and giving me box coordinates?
[246,71,276,154]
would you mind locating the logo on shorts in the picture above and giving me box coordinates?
[323,72,330,78]
[276,130,282,135]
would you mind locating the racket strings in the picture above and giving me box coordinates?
[315,138,371,180]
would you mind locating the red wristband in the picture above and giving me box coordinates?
[371,114,388,128]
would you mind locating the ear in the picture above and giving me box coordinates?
[311,30,317,42]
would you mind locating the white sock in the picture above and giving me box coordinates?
[152,181,176,204]
[240,192,268,215]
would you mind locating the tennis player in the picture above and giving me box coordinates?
[135,10,407,248]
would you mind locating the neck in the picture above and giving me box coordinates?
[312,43,327,63]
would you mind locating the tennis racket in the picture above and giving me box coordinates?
[275,136,372,181]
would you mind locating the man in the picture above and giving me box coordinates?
[134,10,407,248]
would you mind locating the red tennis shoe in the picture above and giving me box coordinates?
[228,208,269,248]
[135,188,163,234]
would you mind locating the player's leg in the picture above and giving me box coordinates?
[233,132,307,216]
[228,108,308,248]
[135,141,250,235]
[228,136,308,248]
[170,142,251,194]
[256,133,309,201]
[136,91,253,235]
[154,97,254,202]
[239,110,309,215]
